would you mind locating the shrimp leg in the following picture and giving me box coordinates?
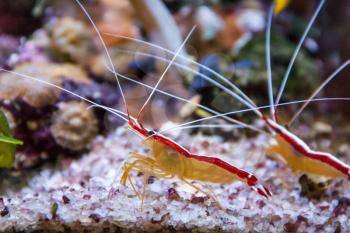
[121,161,145,198]
[141,173,149,210]
[205,184,223,209]
[265,146,288,164]
[121,158,155,197]
[180,178,223,209]
[122,153,175,204]
[125,153,175,178]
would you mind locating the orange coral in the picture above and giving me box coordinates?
[48,17,97,64]
[97,0,138,46]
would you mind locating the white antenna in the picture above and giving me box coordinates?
[74,0,128,111]
[266,4,275,120]
[157,97,350,136]
[275,0,326,107]
[103,33,259,110]
[289,60,350,125]
[136,26,196,120]
[115,48,261,116]
[0,68,128,122]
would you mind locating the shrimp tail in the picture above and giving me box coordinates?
[251,183,273,199]
[197,155,273,199]
[242,172,272,198]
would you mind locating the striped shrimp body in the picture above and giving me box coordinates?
[121,117,272,207]
[264,117,350,180]
[145,131,253,184]
[254,0,350,182]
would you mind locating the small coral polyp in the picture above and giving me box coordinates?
[51,101,98,151]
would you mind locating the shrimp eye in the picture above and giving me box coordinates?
[148,130,156,136]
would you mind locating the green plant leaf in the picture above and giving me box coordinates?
[0,110,11,137]
[0,111,23,168]
[0,141,17,168]
[0,135,23,145]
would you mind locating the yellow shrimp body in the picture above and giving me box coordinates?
[122,119,272,205]
[267,135,344,178]
[144,139,241,184]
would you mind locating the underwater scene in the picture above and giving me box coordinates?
[0,0,350,232]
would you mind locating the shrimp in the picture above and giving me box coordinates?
[116,29,272,207]
[225,0,350,181]
[263,116,350,180]
[122,116,272,207]
[262,0,350,180]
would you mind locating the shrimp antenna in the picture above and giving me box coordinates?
[87,105,128,122]
[0,68,128,122]
[289,59,350,125]
[156,97,350,136]
[73,0,128,113]
[3,67,349,139]
[0,68,151,139]
[103,61,261,132]
[274,0,326,109]
[103,33,259,114]
[266,4,275,120]
[136,26,196,121]
[111,49,263,118]
[72,2,258,133]
[169,124,246,132]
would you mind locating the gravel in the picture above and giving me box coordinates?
[0,126,349,232]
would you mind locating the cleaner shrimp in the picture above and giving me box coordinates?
[77,0,273,205]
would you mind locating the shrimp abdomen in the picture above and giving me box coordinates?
[145,138,240,183]
[267,135,344,178]
[182,157,240,184]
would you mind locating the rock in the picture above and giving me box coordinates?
[51,101,98,151]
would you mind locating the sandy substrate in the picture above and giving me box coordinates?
[0,127,349,232]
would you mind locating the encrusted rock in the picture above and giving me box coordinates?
[0,62,90,108]
[299,174,329,199]
[51,101,98,151]
[48,17,97,64]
